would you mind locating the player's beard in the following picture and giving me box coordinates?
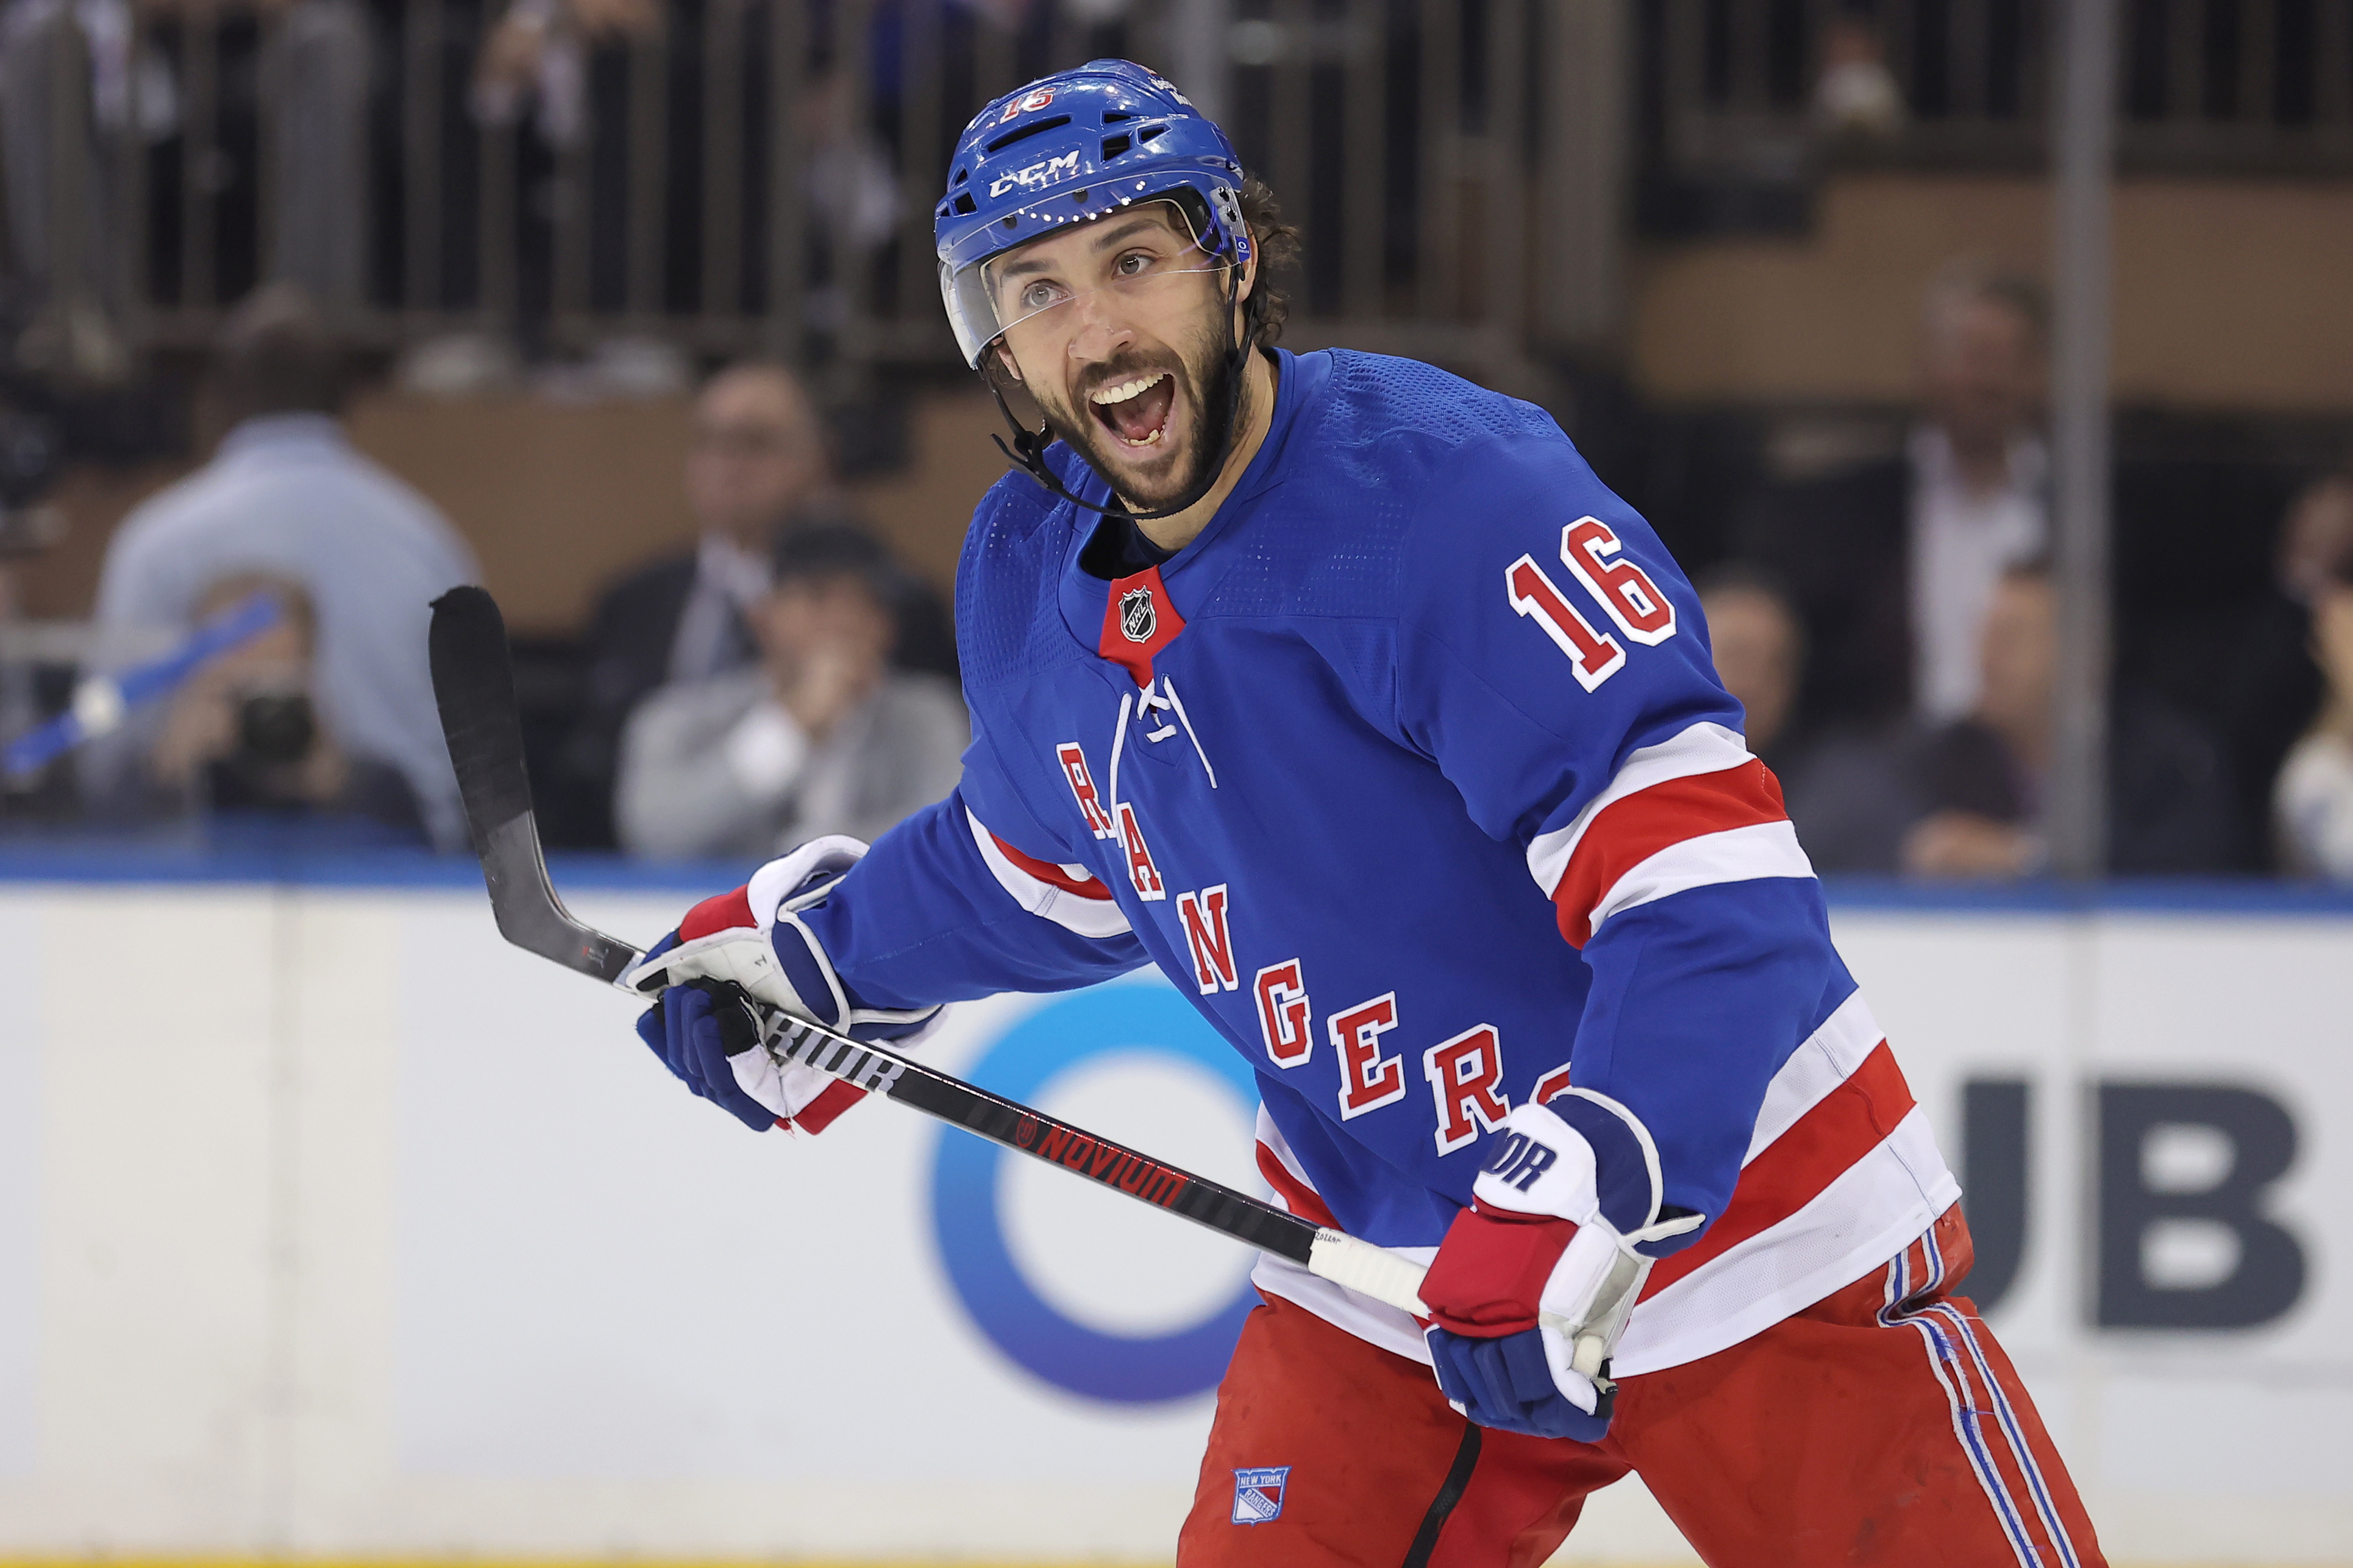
[1036,310,1242,516]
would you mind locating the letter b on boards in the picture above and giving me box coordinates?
[2096,1084,2306,1329]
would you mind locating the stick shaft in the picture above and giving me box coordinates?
[756,1007,1325,1266]
[428,585,1425,1313]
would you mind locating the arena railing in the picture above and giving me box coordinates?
[27,0,1629,392]
[1640,0,2353,233]
[28,0,2348,378]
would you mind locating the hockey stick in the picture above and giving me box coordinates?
[426,586,1458,1336]
[4,591,282,779]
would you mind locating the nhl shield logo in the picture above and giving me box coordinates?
[1230,1466,1289,1525]
[1119,586,1157,644]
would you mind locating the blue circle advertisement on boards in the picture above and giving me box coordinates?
[928,985,1261,1403]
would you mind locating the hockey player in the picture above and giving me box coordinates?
[624,60,2106,1567]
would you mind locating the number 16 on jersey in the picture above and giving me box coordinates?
[1506,516,1679,692]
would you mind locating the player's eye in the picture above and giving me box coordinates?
[1018,279,1066,312]
[1114,250,1155,279]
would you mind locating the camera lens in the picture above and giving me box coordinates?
[238,692,316,764]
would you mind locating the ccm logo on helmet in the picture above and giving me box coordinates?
[990,151,1082,199]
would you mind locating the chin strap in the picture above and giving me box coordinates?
[984,268,1253,525]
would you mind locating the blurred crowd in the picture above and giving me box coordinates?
[4,263,2353,879]
[0,0,2347,879]
[1706,263,2353,880]
[0,283,967,862]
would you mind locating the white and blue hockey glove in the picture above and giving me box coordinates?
[622,836,945,1133]
[1419,1090,1706,1441]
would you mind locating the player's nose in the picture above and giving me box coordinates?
[1064,288,1136,366]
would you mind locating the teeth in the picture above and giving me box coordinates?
[1122,427,1163,447]
[1091,373,1167,406]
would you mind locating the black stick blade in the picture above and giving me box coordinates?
[430,586,640,985]
[430,586,532,851]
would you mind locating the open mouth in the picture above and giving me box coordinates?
[1089,371,1178,452]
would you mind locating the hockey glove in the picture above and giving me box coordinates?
[1419,1090,1704,1441]
[635,975,785,1131]
[622,835,945,1133]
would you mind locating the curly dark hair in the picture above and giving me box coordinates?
[1237,177,1301,350]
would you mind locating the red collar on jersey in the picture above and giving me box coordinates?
[1097,566,1186,687]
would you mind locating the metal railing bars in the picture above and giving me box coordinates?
[1648,0,2353,191]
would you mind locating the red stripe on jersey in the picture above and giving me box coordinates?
[991,832,1113,900]
[785,1079,866,1136]
[1256,1141,1342,1230]
[1642,1040,1915,1296]
[1551,759,1790,946]
[680,885,756,939]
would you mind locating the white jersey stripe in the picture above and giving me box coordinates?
[1586,818,1817,934]
[1251,1248,1436,1364]
[1611,1105,1957,1376]
[1255,1001,1958,1383]
[1523,720,1753,894]
[1743,988,1887,1164]
[1265,1101,1959,1380]
[1252,1106,1437,1361]
[964,808,1133,938]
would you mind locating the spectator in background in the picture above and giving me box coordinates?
[87,283,479,848]
[146,575,424,841]
[559,361,848,845]
[470,0,660,141]
[2274,526,2353,879]
[259,0,373,311]
[2207,472,2352,868]
[0,0,173,383]
[1698,567,1807,774]
[614,525,965,860]
[1813,9,1905,140]
[465,0,895,359]
[1,0,371,377]
[1791,561,2233,876]
[555,358,951,847]
[1738,261,2049,737]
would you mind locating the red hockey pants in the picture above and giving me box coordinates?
[1178,1204,2104,1567]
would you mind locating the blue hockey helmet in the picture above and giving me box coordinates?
[934,60,1253,369]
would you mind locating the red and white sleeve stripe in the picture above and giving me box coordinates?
[1524,720,1817,946]
[1610,988,1959,1374]
[964,807,1133,939]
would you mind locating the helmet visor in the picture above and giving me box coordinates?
[940,199,1231,368]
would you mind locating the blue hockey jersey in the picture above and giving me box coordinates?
[800,349,1956,1375]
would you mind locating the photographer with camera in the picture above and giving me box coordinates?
[84,283,477,848]
[144,575,424,840]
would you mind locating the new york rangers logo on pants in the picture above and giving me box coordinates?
[1231,1466,1289,1524]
